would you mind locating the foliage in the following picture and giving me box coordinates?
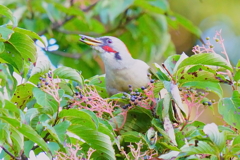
[1,2,240,160]
[1,0,201,78]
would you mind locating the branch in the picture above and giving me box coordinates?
[0,146,18,160]
[56,29,100,36]
[47,50,81,59]
[103,12,144,36]
[38,1,99,36]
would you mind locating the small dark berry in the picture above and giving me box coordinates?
[75,92,79,96]
[128,85,132,88]
[150,79,154,83]
[129,88,133,91]
[202,101,208,105]
[130,97,135,102]
[207,101,212,106]
[134,102,138,105]
[45,82,49,85]
[135,92,140,96]
[48,73,52,78]
[79,95,83,99]
[141,86,146,90]
[88,98,92,101]
[37,83,41,88]
[138,97,142,101]
[39,77,43,80]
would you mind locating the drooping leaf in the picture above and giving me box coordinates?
[163,54,180,74]
[29,60,51,84]
[218,97,240,130]
[181,141,218,156]
[69,125,115,160]
[177,53,233,72]
[11,83,34,109]
[59,109,97,129]
[203,123,225,151]
[0,26,14,41]
[134,0,166,14]
[32,87,58,115]
[8,32,37,63]
[0,5,17,26]
[0,42,5,53]
[12,27,47,47]
[181,81,223,98]
[174,13,202,37]
[53,66,83,85]
[0,116,49,152]
[0,43,24,72]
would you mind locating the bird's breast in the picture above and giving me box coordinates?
[105,60,150,95]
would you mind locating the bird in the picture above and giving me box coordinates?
[79,35,151,96]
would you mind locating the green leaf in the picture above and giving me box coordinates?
[121,131,141,142]
[152,119,172,144]
[33,87,58,115]
[203,123,225,151]
[174,13,202,37]
[108,0,135,22]
[232,90,240,109]
[236,60,240,71]
[0,43,24,72]
[59,109,97,129]
[181,81,223,98]
[28,60,51,83]
[69,125,115,160]
[0,42,5,53]
[160,142,180,151]
[181,141,218,156]
[53,66,83,85]
[218,97,240,130]
[11,83,34,109]
[234,70,240,82]
[0,64,16,96]
[47,142,60,154]
[154,63,170,81]
[24,141,34,158]
[177,53,233,72]
[53,121,71,143]
[0,5,17,26]
[134,0,166,14]
[231,135,240,154]
[0,26,14,41]
[10,128,24,154]
[8,32,37,63]
[163,54,180,74]
[13,27,47,47]
[172,52,188,74]
[0,116,49,152]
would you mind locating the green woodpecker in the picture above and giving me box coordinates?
[80,35,150,95]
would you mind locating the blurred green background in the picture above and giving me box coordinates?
[1,0,240,123]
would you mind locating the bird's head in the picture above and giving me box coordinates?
[80,35,133,69]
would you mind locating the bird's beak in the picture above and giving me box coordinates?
[79,35,102,46]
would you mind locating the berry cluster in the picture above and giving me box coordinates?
[179,87,216,122]
[121,79,155,110]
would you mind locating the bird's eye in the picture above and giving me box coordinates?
[107,39,112,43]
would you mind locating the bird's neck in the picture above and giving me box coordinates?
[100,52,135,70]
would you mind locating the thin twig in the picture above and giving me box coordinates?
[0,146,18,160]
[47,50,81,59]
[38,1,99,36]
